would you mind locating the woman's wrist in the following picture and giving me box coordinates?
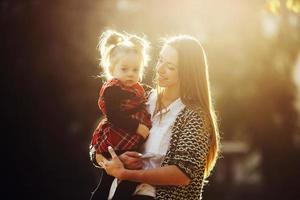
[119,168,143,183]
[118,168,129,180]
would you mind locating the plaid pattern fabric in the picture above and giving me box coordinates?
[91,78,151,154]
[99,78,152,129]
[91,119,144,153]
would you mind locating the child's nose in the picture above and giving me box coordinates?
[128,71,134,77]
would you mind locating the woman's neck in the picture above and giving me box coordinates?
[161,87,180,107]
[154,86,180,115]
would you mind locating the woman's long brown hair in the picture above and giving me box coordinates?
[157,35,220,178]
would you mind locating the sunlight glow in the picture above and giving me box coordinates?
[294,51,300,111]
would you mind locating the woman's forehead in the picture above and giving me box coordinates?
[160,45,178,64]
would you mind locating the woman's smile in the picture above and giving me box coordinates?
[158,75,167,81]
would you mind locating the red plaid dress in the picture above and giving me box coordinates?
[90,78,152,154]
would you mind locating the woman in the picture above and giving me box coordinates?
[95,35,220,200]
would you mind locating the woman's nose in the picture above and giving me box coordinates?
[156,63,165,74]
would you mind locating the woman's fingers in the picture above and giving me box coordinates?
[95,153,108,168]
[124,151,143,158]
[108,146,117,159]
[119,151,143,169]
[131,162,143,169]
[97,153,107,161]
[101,147,125,179]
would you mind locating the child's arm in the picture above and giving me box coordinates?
[136,123,149,139]
[103,86,147,136]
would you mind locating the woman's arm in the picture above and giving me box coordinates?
[98,110,210,186]
[169,110,211,180]
[119,165,190,186]
[99,147,190,186]
[94,150,143,170]
[125,110,210,186]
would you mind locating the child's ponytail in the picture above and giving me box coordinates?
[98,30,125,71]
[97,30,150,80]
[128,35,150,69]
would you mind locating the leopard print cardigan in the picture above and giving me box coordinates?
[155,107,212,200]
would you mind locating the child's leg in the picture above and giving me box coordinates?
[90,169,115,200]
[112,180,139,200]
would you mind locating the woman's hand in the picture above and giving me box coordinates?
[97,146,126,179]
[119,151,143,170]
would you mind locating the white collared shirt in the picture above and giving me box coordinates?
[134,90,185,197]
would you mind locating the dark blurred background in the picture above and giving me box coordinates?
[2,0,300,199]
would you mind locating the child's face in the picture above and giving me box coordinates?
[111,52,142,87]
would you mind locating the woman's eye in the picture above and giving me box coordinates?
[167,65,175,70]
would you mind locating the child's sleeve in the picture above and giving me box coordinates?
[103,86,140,133]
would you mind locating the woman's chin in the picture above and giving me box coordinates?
[158,83,167,88]
[158,80,168,87]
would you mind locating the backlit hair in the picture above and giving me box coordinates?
[97,30,150,80]
[157,35,220,179]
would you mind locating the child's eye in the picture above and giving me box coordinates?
[121,67,127,71]
[133,68,139,72]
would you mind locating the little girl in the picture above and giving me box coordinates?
[89,30,152,200]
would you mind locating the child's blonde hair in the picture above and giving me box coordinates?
[97,30,150,80]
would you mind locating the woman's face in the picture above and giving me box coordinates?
[156,45,179,89]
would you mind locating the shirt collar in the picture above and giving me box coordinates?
[148,90,185,118]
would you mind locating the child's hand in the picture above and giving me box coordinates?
[137,123,149,139]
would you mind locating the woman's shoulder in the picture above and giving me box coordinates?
[180,106,208,118]
[178,107,211,128]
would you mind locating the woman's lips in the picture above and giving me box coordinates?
[158,76,167,82]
